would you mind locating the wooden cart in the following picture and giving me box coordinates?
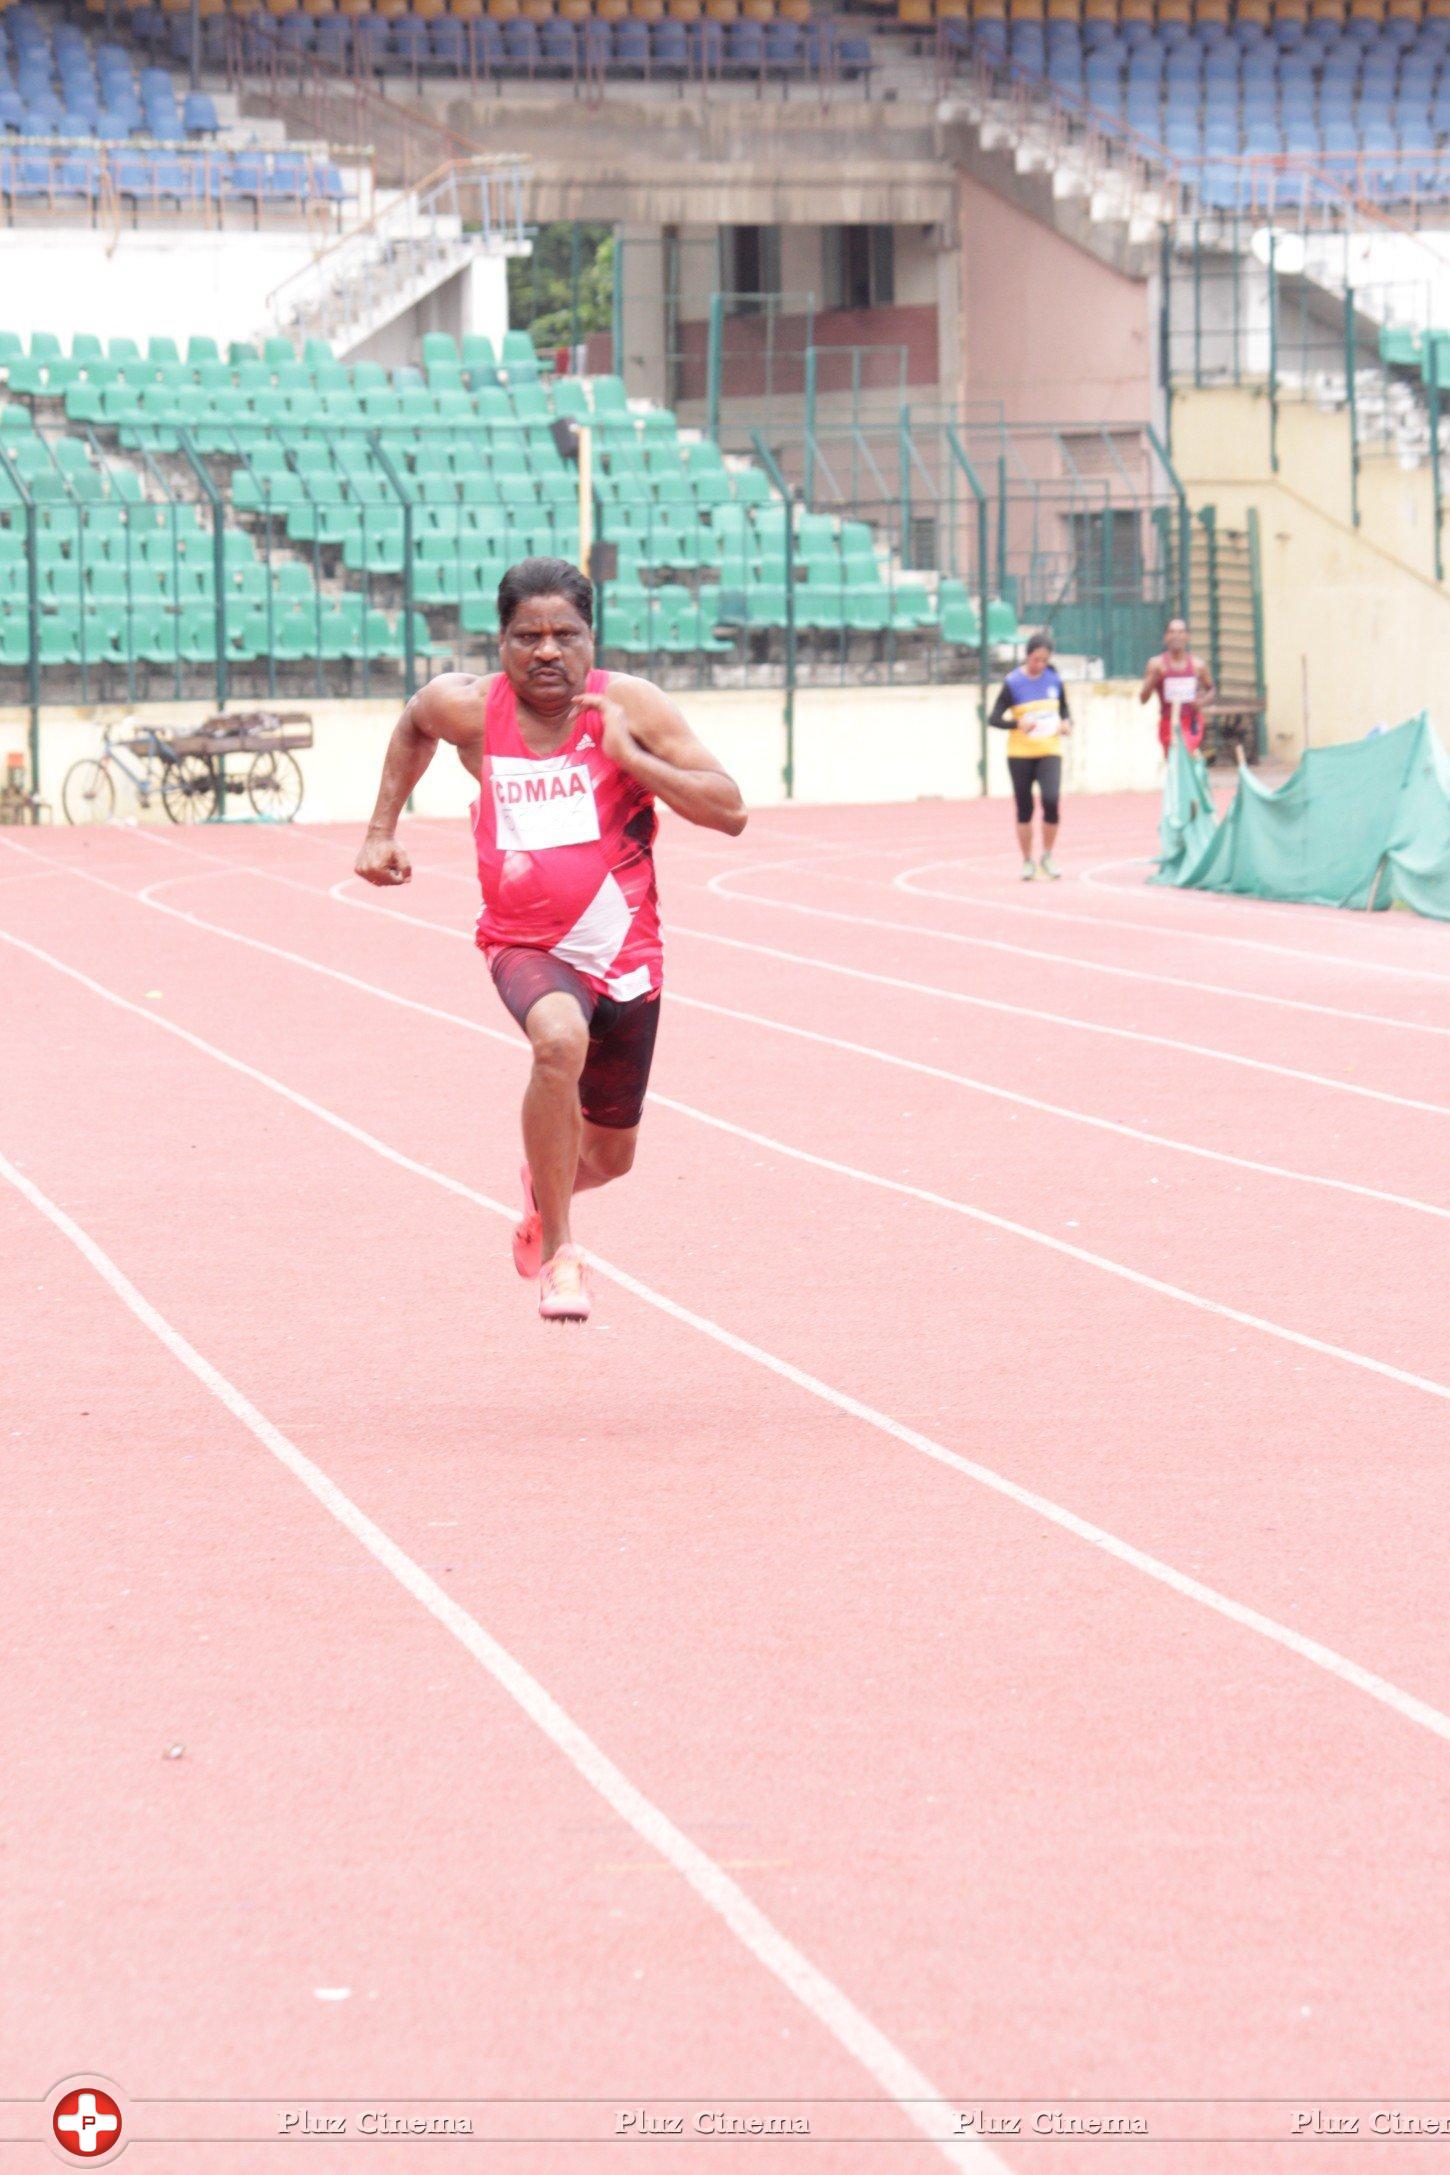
[120,711,313,824]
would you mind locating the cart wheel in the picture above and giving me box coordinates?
[161,755,220,826]
[61,758,117,826]
[246,749,304,823]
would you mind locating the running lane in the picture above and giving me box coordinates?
[2,837,1448,2175]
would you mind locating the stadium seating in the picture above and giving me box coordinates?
[0,5,201,140]
[964,11,1450,206]
[0,328,1020,684]
[0,141,346,213]
[131,5,873,83]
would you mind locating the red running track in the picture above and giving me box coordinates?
[3,793,1449,2174]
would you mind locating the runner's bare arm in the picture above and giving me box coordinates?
[1138,659,1162,705]
[580,677,748,837]
[354,674,482,886]
[1198,658,1216,699]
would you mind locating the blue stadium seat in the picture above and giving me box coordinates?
[763,25,803,73]
[651,22,687,75]
[390,18,430,68]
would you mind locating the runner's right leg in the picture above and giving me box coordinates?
[520,991,590,1263]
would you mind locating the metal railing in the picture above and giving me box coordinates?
[0,137,358,229]
[1163,209,1450,570]
[265,155,530,352]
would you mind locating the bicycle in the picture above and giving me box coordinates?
[61,719,220,827]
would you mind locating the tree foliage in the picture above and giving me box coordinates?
[508,224,615,356]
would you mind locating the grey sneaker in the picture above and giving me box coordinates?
[1020,859,1037,881]
[1039,852,1061,881]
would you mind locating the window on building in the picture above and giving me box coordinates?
[823,225,896,311]
[1068,510,1144,600]
[724,226,781,313]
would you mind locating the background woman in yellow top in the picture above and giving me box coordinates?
[988,628,1074,880]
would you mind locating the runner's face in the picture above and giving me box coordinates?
[1165,620,1188,658]
[501,594,594,713]
[1026,645,1051,676]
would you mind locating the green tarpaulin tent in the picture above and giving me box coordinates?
[1151,714,1450,921]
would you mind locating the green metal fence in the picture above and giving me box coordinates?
[746,409,1188,680]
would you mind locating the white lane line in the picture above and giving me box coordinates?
[383,840,1450,995]
[0,865,63,889]
[118,868,1449,1233]
[1076,855,1450,974]
[0,1148,1000,2175]
[704,867,1450,1037]
[665,923,1450,1120]
[322,868,1448,1117]
[6,926,1450,1759]
[782,869,1450,1037]
[126,859,1445,1224]
[885,858,1450,986]
[669,994,1449,1223]
[19,841,1450,1360]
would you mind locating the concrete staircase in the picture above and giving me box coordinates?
[260,154,528,355]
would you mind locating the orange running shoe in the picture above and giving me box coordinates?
[539,1245,592,1323]
[512,1162,542,1279]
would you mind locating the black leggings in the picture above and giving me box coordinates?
[1008,754,1062,827]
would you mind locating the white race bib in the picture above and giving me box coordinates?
[1017,698,1060,740]
[1163,672,1198,706]
[491,756,601,852]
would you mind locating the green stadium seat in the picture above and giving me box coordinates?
[460,333,497,380]
[889,582,936,631]
[940,597,982,646]
[836,586,883,633]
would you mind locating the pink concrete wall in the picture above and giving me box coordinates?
[960,174,1152,426]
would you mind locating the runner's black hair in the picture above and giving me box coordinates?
[1024,628,1054,656]
[497,557,594,633]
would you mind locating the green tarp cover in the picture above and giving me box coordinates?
[1151,714,1450,921]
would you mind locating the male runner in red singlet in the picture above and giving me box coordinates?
[353,557,747,1323]
[1140,618,1214,755]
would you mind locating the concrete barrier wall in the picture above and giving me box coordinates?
[5,676,1168,830]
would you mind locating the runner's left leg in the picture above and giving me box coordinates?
[576,1122,637,1192]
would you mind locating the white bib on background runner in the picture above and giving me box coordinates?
[1163,671,1198,708]
[490,754,602,852]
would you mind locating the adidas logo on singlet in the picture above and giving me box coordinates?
[578,732,595,749]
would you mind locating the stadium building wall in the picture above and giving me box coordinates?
[958,175,1154,428]
[1173,385,1450,758]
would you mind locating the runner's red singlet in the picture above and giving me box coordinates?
[1155,652,1207,752]
[471,667,663,1001]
